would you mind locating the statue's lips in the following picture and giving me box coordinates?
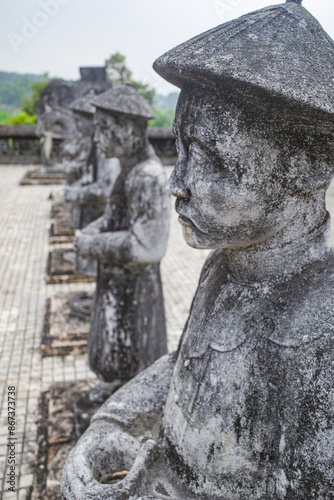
[177,214,209,235]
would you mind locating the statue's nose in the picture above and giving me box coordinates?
[167,161,191,199]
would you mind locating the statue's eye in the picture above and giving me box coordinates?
[189,142,209,161]
[98,119,109,129]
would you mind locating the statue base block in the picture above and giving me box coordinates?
[20,166,65,186]
[49,215,75,244]
[42,293,91,357]
[74,382,123,437]
[46,249,96,284]
[33,381,97,500]
[51,200,71,218]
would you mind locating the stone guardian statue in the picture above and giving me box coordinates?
[73,84,170,382]
[63,95,97,186]
[62,1,334,498]
[65,94,121,277]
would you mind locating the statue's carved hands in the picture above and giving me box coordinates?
[74,226,129,264]
[80,216,105,236]
[62,421,157,500]
[62,355,176,499]
[74,216,106,259]
[73,230,96,259]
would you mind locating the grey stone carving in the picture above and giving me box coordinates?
[63,95,97,186]
[36,104,77,170]
[64,94,121,276]
[69,153,121,277]
[72,84,170,383]
[63,2,334,499]
[36,67,112,168]
[59,97,120,348]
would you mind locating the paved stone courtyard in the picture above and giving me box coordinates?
[1,165,334,499]
[0,165,210,499]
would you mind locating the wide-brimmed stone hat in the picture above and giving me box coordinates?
[154,0,334,117]
[91,84,156,120]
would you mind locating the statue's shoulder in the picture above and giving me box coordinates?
[267,252,334,348]
[128,156,166,190]
[299,250,334,296]
[136,155,164,176]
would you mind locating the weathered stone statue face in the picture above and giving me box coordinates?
[170,86,330,251]
[94,108,146,160]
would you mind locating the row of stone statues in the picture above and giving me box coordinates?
[74,85,171,382]
[45,84,171,388]
[40,0,334,497]
[30,0,334,500]
[36,67,112,168]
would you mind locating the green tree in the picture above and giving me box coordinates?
[105,53,132,84]
[149,108,175,128]
[4,111,37,125]
[105,52,155,105]
[0,110,13,124]
[21,72,50,116]
[0,110,37,125]
[131,81,156,107]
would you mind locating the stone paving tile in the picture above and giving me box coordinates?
[0,166,64,500]
[1,164,334,499]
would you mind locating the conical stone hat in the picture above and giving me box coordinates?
[154,1,334,116]
[91,85,155,120]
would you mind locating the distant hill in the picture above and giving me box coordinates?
[0,71,47,112]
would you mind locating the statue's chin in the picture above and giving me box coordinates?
[182,227,210,250]
[182,226,262,251]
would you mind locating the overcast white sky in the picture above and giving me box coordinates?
[1,0,334,94]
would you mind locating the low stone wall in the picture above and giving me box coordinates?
[0,125,176,165]
[148,127,177,165]
[0,125,41,165]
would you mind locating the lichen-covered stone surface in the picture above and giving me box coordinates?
[36,67,112,169]
[72,86,171,383]
[63,94,121,276]
[62,2,334,499]
[66,154,121,275]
